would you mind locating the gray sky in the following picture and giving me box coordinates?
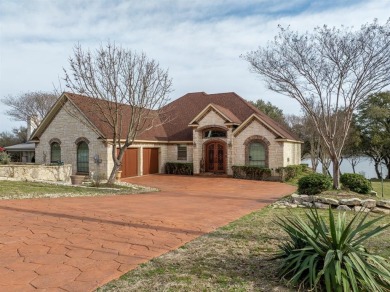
[0,0,389,133]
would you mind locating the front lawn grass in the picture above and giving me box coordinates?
[98,207,390,291]
[0,180,146,200]
[371,180,390,199]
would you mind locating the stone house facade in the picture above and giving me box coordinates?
[31,92,302,178]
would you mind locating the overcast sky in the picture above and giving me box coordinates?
[0,0,389,134]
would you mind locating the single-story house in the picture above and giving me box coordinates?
[4,142,35,163]
[30,92,302,178]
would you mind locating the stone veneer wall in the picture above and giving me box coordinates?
[233,120,284,172]
[191,110,232,174]
[0,164,72,182]
[282,141,302,166]
[166,144,193,163]
[35,102,110,178]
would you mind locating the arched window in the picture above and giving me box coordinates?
[204,129,227,138]
[248,142,266,167]
[50,142,61,163]
[77,141,89,173]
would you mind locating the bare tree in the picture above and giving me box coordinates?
[64,42,172,184]
[1,92,58,127]
[286,114,321,171]
[243,19,390,189]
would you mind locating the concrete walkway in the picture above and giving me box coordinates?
[0,175,295,291]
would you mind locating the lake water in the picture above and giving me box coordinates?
[301,156,388,179]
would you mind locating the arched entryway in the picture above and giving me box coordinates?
[205,141,226,173]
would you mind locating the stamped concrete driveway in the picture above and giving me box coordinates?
[0,175,295,291]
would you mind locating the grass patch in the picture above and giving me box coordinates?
[0,180,152,200]
[98,207,390,291]
[284,168,313,186]
[371,180,390,199]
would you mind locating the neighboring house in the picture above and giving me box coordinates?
[4,142,35,162]
[30,92,302,178]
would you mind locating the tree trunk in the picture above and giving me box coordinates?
[311,155,319,172]
[374,160,382,179]
[108,163,121,185]
[107,142,128,185]
[331,157,341,189]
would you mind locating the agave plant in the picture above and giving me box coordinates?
[275,208,390,291]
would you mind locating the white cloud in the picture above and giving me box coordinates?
[0,0,389,134]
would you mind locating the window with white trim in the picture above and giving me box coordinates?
[177,144,187,160]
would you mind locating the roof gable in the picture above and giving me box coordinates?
[233,114,284,138]
[30,93,103,141]
[188,103,241,126]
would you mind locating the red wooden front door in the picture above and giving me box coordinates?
[206,142,225,173]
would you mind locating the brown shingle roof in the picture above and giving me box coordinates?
[66,92,168,141]
[210,104,241,124]
[161,92,298,141]
[62,91,298,142]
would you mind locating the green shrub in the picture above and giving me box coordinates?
[341,173,372,194]
[277,164,307,181]
[298,173,332,195]
[0,152,11,165]
[232,165,271,181]
[165,162,193,175]
[275,208,390,291]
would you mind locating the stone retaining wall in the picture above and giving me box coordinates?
[0,164,72,182]
[273,194,390,214]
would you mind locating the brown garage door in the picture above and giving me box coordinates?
[121,148,138,178]
[143,148,159,175]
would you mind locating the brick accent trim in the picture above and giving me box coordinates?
[244,135,270,167]
[74,137,90,145]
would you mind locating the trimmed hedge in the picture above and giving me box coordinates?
[340,173,372,194]
[165,162,193,175]
[277,164,307,181]
[298,173,332,195]
[232,165,271,181]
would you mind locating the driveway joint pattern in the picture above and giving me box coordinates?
[0,175,295,291]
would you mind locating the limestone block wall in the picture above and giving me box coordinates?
[0,164,72,182]
[166,144,193,163]
[233,120,284,171]
[35,102,110,178]
[283,142,302,166]
[193,130,203,174]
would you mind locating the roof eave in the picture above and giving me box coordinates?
[275,138,304,143]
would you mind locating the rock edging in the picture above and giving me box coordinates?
[272,194,390,214]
